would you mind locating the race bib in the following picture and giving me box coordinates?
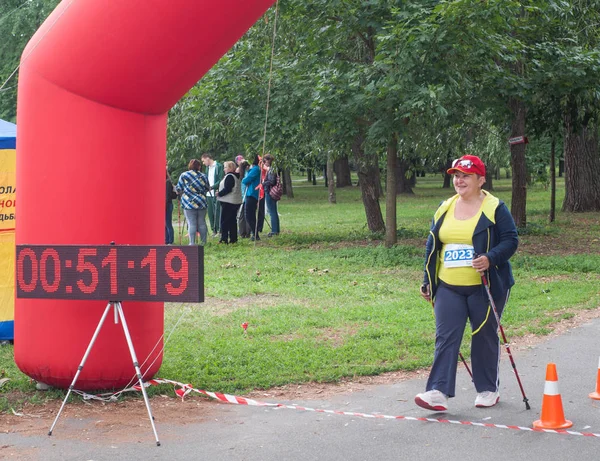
[443,244,475,268]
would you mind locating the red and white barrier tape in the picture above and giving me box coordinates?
[77,378,600,439]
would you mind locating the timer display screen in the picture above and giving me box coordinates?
[16,245,203,303]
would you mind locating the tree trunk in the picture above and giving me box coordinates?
[509,97,527,228]
[549,136,556,222]
[374,166,383,198]
[395,158,414,194]
[327,153,336,204]
[558,158,564,178]
[352,134,385,233]
[283,167,294,199]
[484,171,493,191]
[563,114,600,212]
[385,136,397,247]
[334,156,352,187]
[442,155,452,188]
[409,172,416,188]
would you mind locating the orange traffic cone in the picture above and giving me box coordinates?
[533,363,572,429]
[589,357,600,400]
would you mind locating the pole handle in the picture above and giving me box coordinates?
[473,253,489,286]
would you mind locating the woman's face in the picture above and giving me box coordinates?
[225,164,235,173]
[453,172,484,197]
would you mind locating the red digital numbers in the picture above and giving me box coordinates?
[165,249,188,296]
[17,248,38,293]
[141,248,157,295]
[40,249,61,293]
[101,248,118,295]
[15,245,203,302]
[77,248,99,294]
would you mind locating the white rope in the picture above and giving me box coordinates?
[0,0,29,26]
[260,0,280,157]
[253,0,280,245]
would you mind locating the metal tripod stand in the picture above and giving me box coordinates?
[48,301,161,446]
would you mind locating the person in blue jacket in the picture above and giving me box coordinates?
[415,155,518,412]
[241,155,262,241]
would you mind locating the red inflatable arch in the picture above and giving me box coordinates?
[16,0,275,389]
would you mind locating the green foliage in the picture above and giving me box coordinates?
[515,254,600,274]
[332,244,424,269]
[0,0,61,121]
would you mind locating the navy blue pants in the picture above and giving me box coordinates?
[426,281,508,398]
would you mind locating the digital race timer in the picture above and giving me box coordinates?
[16,245,203,303]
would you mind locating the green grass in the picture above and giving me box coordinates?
[2,174,599,411]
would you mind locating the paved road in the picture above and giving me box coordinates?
[3,316,600,460]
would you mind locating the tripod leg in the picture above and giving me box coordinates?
[49,302,113,436]
[115,302,161,446]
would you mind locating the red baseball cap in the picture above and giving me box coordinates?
[447,155,486,176]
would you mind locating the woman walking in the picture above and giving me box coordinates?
[415,155,518,412]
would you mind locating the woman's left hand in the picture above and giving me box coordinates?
[472,255,490,274]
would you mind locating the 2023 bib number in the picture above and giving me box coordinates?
[443,245,474,268]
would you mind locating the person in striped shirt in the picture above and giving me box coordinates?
[176,159,210,245]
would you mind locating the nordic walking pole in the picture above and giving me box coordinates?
[479,271,531,410]
[458,352,473,381]
[422,285,473,381]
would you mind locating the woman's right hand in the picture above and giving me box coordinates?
[420,284,431,302]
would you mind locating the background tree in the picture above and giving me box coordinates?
[7,0,600,232]
[0,0,61,121]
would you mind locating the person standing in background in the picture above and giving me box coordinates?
[201,153,224,237]
[261,154,280,237]
[257,156,266,235]
[217,161,242,244]
[165,167,178,244]
[235,155,245,173]
[176,159,210,245]
[237,160,252,238]
[241,155,262,241]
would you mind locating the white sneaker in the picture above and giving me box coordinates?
[415,390,448,412]
[475,391,500,408]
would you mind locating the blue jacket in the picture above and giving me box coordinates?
[241,165,260,200]
[423,191,518,305]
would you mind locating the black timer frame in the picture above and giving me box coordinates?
[16,244,204,446]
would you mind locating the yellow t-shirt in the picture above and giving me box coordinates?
[438,200,482,286]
